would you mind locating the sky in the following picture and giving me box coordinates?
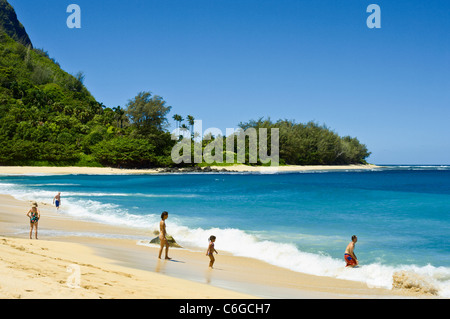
[8,0,450,164]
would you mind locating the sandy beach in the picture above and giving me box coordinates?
[0,165,435,300]
[0,194,255,299]
[0,164,381,175]
[0,199,430,300]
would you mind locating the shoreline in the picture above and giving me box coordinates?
[0,193,433,299]
[0,164,382,175]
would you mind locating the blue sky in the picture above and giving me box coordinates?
[8,0,450,164]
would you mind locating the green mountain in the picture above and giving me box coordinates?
[0,0,370,168]
[0,1,176,168]
[0,0,32,47]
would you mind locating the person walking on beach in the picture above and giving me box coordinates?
[344,235,359,267]
[206,235,218,268]
[26,202,40,240]
[53,192,61,211]
[158,211,171,260]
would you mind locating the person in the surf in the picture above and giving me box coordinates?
[53,192,61,211]
[344,235,359,267]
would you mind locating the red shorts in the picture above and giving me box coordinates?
[344,254,357,267]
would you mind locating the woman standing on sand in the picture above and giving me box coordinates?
[158,211,171,260]
[26,202,40,240]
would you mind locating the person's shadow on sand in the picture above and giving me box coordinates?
[167,259,185,263]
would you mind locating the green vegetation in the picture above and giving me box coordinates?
[238,118,371,165]
[0,28,174,167]
[0,1,371,168]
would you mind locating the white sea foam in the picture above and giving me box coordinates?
[27,183,80,186]
[387,165,450,171]
[1,181,450,297]
[61,192,199,198]
[156,222,450,297]
[0,182,198,201]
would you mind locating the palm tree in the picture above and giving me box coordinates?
[187,115,195,137]
[172,114,183,129]
[113,106,126,128]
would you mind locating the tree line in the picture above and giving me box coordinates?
[0,31,371,168]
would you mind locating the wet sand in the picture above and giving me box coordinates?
[0,193,424,299]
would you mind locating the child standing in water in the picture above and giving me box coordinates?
[26,202,40,239]
[206,235,218,268]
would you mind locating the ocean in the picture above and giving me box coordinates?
[1,165,449,297]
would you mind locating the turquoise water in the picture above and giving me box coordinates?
[1,166,449,295]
